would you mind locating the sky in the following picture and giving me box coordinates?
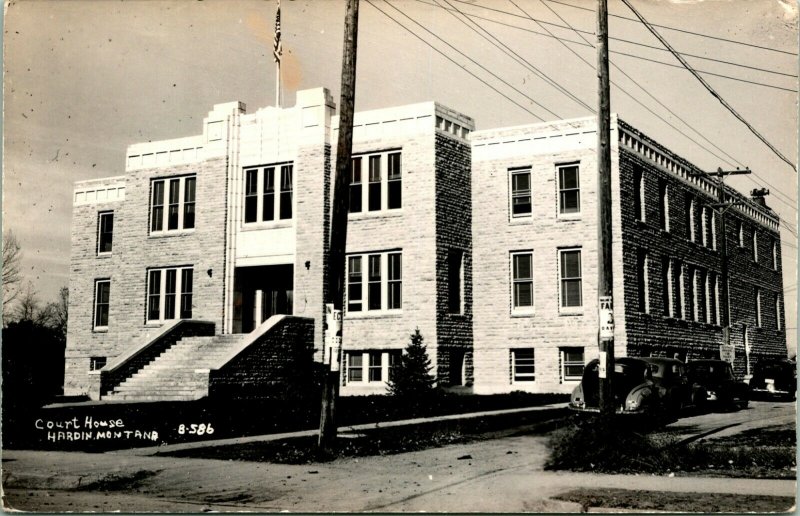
[3,0,797,352]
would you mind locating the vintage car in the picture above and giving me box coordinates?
[686,359,749,409]
[569,357,661,416]
[640,357,694,412]
[748,358,796,401]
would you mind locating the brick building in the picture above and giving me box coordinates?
[65,88,786,399]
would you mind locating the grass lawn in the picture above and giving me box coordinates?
[552,488,795,513]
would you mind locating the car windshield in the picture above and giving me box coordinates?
[690,363,733,380]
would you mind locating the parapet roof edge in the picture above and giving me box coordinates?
[74,175,127,188]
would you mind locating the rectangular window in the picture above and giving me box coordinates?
[510,169,532,217]
[245,169,258,223]
[752,231,759,262]
[709,210,716,250]
[685,266,694,322]
[150,175,196,233]
[146,267,193,322]
[697,269,707,323]
[94,280,110,329]
[708,273,718,325]
[755,288,761,327]
[243,164,293,224]
[511,348,535,382]
[90,356,107,371]
[676,262,685,319]
[634,166,644,221]
[349,157,362,213]
[368,255,381,310]
[560,249,582,308]
[387,152,402,210]
[263,167,276,221]
[368,155,382,212]
[685,195,695,242]
[448,249,464,314]
[347,256,363,312]
[659,180,670,232]
[771,238,777,270]
[693,269,702,322]
[700,206,707,247]
[368,351,383,382]
[347,353,363,382]
[512,252,534,312]
[637,249,649,313]
[279,165,293,220]
[776,294,781,330]
[97,212,114,254]
[558,164,580,215]
[387,253,402,310]
[561,347,584,382]
[662,258,673,318]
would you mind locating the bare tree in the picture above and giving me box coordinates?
[3,230,22,311]
[13,281,42,323]
[42,286,68,339]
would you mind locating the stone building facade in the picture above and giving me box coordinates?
[65,88,786,398]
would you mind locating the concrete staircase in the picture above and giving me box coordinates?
[104,334,246,401]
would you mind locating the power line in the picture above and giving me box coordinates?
[363,1,549,121]
[414,0,796,92]
[381,0,563,119]
[543,0,798,57]
[432,0,594,114]
[619,0,797,173]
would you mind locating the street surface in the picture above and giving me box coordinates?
[3,401,795,512]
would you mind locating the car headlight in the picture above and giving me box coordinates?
[570,385,585,408]
[626,388,651,410]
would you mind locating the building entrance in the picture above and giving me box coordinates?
[233,264,293,333]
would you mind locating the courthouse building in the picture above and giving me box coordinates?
[64,87,787,400]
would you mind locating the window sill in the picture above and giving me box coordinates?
[557,212,582,221]
[511,310,534,318]
[448,312,468,319]
[97,253,113,259]
[348,209,403,221]
[511,380,536,384]
[149,229,196,238]
[241,220,293,231]
[509,215,533,225]
[345,310,403,319]
[559,308,584,316]
[92,328,109,333]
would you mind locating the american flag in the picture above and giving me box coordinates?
[273,0,282,64]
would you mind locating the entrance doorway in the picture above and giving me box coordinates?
[233,264,293,333]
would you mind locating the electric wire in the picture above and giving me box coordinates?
[363,0,549,121]
[619,0,797,173]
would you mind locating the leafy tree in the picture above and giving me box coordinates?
[388,328,437,398]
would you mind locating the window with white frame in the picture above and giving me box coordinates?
[755,288,761,327]
[710,211,717,250]
[637,249,649,313]
[685,265,694,321]
[147,267,193,322]
[94,279,110,330]
[511,348,535,382]
[771,238,777,270]
[737,221,744,247]
[89,356,107,371]
[560,249,582,309]
[700,206,708,247]
[346,251,402,313]
[243,164,293,224]
[150,175,196,233]
[634,166,645,222]
[345,350,400,384]
[775,294,781,330]
[97,211,114,255]
[752,231,758,262]
[511,251,534,313]
[662,258,673,318]
[510,168,532,217]
[708,273,718,325]
[350,151,401,213]
[677,262,685,320]
[659,180,670,232]
[560,347,584,382]
[558,163,580,215]
[448,249,464,314]
[685,195,695,242]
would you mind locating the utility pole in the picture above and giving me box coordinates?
[596,0,615,416]
[319,0,360,454]
[690,168,751,366]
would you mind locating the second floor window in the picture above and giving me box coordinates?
[510,169,532,217]
[659,180,670,232]
[147,267,193,322]
[346,251,402,313]
[97,211,114,255]
[558,164,580,215]
[448,249,464,314]
[560,249,582,309]
[243,164,293,224]
[151,175,195,233]
[350,151,402,213]
[94,279,110,330]
[511,252,533,312]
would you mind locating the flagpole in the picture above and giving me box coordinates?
[274,0,282,108]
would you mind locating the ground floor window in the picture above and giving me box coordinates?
[510,348,535,383]
[560,347,584,382]
[89,356,107,371]
[344,350,401,385]
[147,267,193,322]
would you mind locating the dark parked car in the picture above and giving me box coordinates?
[749,358,796,401]
[640,357,693,413]
[686,360,749,409]
[569,357,661,416]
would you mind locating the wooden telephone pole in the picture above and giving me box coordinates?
[596,0,615,415]
[319,0,360,453]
